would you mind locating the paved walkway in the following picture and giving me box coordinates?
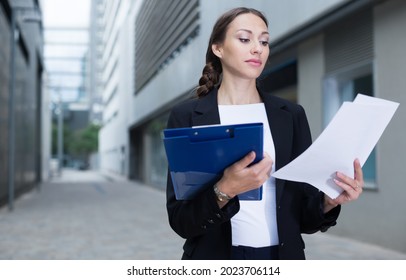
[0,168,405,260]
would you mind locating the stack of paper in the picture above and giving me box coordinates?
[272,94,399,199]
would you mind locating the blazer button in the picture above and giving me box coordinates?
[215,213,221,218]
[207,219,214,224]
[201,225,207,230]
[280,242,284,247]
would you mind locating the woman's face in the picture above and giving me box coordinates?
[213,13,270,81]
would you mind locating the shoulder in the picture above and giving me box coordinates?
[172,87,217,113]
[261,91,307,116]
[167,93,206,129]
[168,88,218,128]
[171,96,200,115]
[170,95,201,119]
[167,98,195,129]
[260,90,311,140]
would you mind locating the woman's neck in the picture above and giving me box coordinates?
[217,79,261,105]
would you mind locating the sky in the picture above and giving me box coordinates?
[41,0,90,28]
[41,0,91,103]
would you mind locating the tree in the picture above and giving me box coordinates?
[68,123,101,168]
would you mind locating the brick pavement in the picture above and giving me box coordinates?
[0,168,405,260]
[0,169,183,259]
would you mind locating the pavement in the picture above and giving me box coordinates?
[0,168,405,260]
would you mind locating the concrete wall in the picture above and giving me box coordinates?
[98,0,352,177]
[295,0,406,254]
[298,35,325,139]
[98,0,133,175]
[130,0,349,128]
[329,0,406,253]
[0,0,45,207]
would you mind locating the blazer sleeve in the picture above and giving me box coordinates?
[165,103,240,239]
[292,104,341,233]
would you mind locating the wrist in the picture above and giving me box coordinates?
[213,183,232,202]
[323,194,338,213]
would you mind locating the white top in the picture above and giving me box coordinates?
[218,103,279,247]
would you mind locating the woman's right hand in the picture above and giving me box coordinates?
[215,151,273,199]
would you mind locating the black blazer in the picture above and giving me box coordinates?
[166,88,340,260]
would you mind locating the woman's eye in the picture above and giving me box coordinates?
[239,38,250,43]
[260,41,269,46]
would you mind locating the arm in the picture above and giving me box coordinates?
[165,107,240,239]
[166,170,239,239]
[291,105,342,233]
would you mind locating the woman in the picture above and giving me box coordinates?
[166,7,363,260]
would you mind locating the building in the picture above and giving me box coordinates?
[43,1,92,169]
[88,0,104,125]
[94,0,406,253]
[92,0,136,176]
[0,0,47,209]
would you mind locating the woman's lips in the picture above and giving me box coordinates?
[245,59,262,67]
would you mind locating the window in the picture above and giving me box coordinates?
[323,63,376,187]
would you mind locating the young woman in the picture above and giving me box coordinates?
[166,7,364,260]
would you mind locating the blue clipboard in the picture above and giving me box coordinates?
[163,123,263,200]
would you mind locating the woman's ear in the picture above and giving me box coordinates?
[211,43,223,58]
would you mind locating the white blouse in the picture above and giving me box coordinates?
[218,103,279,247]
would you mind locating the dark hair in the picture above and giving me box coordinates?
[196,7,268,98]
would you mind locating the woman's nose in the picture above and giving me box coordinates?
[251,42,263,54]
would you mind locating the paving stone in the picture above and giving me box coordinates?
[1,168,405,260]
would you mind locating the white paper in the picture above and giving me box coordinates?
[272,94,399,199]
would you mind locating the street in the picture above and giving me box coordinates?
[0,168,405,260]
[0,169,183,259]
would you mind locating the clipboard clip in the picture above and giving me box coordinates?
[190,127,234,142]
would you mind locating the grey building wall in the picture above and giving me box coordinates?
[0,0,44,207]
[295,0,406,253]
[0,1,12,203]
[298,34,325,137]
[88,0,103,125]
[332,0,406,253]
[95,0,405,253]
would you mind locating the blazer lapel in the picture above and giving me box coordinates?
[192,88,221,126]
[260,91,294,204]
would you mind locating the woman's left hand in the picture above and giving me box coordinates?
[323,158,364,213]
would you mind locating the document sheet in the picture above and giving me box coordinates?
[272,94,399,199]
